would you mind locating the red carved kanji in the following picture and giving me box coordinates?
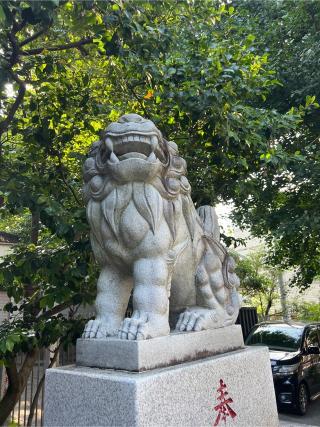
[213,379,237,426]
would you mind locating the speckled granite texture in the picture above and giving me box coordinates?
[44,346,278,427]
[76,325,244,371]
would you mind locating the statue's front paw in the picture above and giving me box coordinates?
[118,311,169,340]
[82,319,117,339]
[175,308,218,332]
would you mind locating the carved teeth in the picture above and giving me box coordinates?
[150,135,158,152]
[148,152,157,163]
[105,137,113,152]
[110,152,120,163]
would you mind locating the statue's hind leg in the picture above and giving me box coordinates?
[175,263,226,331]
[82,266,132,339]
[175,244,228,331]
[175,243,240,332]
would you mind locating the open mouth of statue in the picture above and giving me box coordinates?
[105,132,164,164]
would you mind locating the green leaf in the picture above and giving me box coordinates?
[306,95,316,107]
[0,4,6,23]
[39,64,47,72]
[10,334,21,343]
[64,2,73,11]
[89,121,103,132]
[40,295,55,309]
[246,34,256,44]
[6,339,14,352]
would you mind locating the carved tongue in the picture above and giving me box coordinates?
[147,152,157,163]
[147,136,158,163]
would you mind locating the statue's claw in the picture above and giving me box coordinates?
[118,311,148,340]
[176,311,203,332]
[82,319,118,339]
[118,310,169,340]
[175,307,218,332]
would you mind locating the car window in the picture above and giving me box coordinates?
[306,328,320,348]
[245,324,303,352]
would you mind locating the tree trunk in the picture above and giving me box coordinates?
[278,271,290,321]
[264,298,272,318]
[30,208,40,245]
[0,358,19,425]
[0,349,39,425]
[25,208,40,300]
[258,294,265,320]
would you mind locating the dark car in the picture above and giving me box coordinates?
[245,321,320,415]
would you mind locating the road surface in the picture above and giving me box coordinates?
[279,397,320,426]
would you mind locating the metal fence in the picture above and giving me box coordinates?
[0,345,75,427]
[236,306,258,340]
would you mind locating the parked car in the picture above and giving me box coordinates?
[245,321,320,415]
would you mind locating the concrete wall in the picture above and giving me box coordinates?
[0,243,13,323]
[0,243,13,257]
[0,291,9,322]
[215,203,319,309]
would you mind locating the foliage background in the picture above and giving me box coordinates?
[0,0,319,422]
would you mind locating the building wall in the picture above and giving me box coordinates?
[0,291,9,323]
[215,203,319,309]
[0,243,13,323]
[283,270,320,305]
[0,243,12,257]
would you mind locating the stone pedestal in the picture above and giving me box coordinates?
[44,329,278,427]
[77,325,244,371]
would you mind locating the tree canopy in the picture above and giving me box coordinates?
[231,0,320,289]
[0,0,319,422]
[235,250,279,318]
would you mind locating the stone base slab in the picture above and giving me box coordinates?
[76,325,244,371]
[44,346,278,427]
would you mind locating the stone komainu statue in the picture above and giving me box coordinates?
[82,114,241,340]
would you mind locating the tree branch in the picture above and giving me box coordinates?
[0,76,26,141]
[57,156,82,206]
[37,301,75,320]
[20,26,50,47]
[12,18,27,34]
[21,37,94,56]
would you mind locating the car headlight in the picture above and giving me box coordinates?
[273,363,299,374]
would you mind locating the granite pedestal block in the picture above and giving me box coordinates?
[77,325,244,371]
[44,346,278,427]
